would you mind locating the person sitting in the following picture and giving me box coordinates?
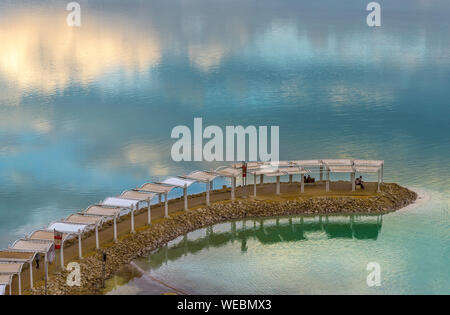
[306,175,311,183]
[355,176,365,189]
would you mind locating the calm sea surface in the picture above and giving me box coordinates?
[0,0,449,294]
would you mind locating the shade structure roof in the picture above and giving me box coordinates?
[355,165,381,173]
[322,159,353,166]
[328,165,355,173]
[0,262,23,274]
[0,251,35,262]
[161,177,196,187]
[28,230,69,243]
[10,239,54,254]
[47,222,88,234]
[231,162,264,169]
[84,205,122,217]
[290,160,322,167]
[120,190,156,201]
[251,169,286,177]
[280,167,309,175]
[354,159,384,166]
[186,171,218,182]
[266,161,291,167]
[139,183,175,194]
[214,167,241,177]
[102,197,139,209]
[65,214,103,226]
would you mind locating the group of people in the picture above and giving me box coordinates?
[304,175,315,183]
[239,162,365,189]
[355,176,365,189]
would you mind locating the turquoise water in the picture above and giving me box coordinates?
[0,0,449,293]
[108,207,449,295]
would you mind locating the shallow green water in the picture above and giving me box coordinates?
[0,0,449,293]
[106,194,449,294]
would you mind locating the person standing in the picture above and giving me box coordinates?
[242,161,247,186]
[35,253,40,269]
[356,176,365,189]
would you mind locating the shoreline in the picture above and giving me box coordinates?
[30,182,417,295]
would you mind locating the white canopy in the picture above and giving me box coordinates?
[231,162,265,169]
[186,171,218,182]
[322,159,353,166]
[354,159,383,166]
[83,205,122,217]
[140,183,175,194]
[0,262,23,274]
[252,169,286,177]
[161,177,196,187]
[10,239,54,254]
[65,214,103,226]
[328,165,355,173]
[215,167,241,177]
[355,165,380,173]
[280,167,309,175]
[29,230,70,243]
[120,190,156,201]
[48,222,88,234]
[291,160,322,167]
[267,161,291,167]
[102,197,140,209]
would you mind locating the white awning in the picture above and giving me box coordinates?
[102,197,140,209]
[322,159,353,166]
[355,166,380,173]
[161,177,196,187]
[354,160,384,167]
[0,262,23,274]
[65,214,103,226]
[120,190,156,201]
[268,161,291,167]
[230,162,264,169]
[281,167,309,175]
[0,251,36,263]
[291,160,322,167]
[328,165,355,173]
[83,205,122,217]
[48,222,88,234]
[10,239,54,254]
[29,230,70,243]
[215,167,242,177]
[139,183,175,194]
[252,169,286,177]
[186,171,218,182]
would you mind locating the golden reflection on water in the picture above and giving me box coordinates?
[0,10,161,96]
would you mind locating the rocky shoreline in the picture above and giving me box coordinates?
[31,183,416,295]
